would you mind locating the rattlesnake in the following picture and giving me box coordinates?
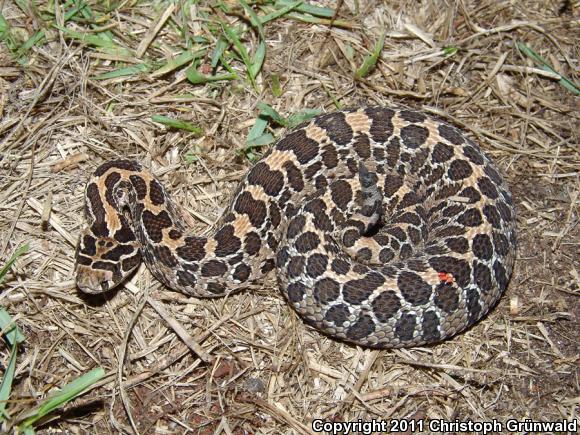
[76,106,516,348]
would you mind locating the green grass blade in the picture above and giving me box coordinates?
[443,46,458,56]
[238,0,265,38]
[92,63,151,80]
[53,25,115,49]
[287,108,322,128]
[211,37,228,68]
[270,73,283,97]
[256,102,287,126]
[17,31,45,56]
[0,343,18,422]
[247,116,269,144]
[151,115,203,135]
[53,24,131,56]
[20,367,105,430]
[221,21,256,88]
[274,0,334,18]
[355,31,385,80]
[0,14,18,53]
[0,244,29,285]
[517,42,580,95]
[0,308,26,346]
[185,67,236,84]
[63,1,91,23]
[284,13,352,29]
[151,49,202,77]
[0,14,9,36]
[221,23,250,67]
[246,133,275,149]
[249,40,266,80]
[261,0,304,24]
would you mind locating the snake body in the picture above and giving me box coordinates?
[76,107,516,348]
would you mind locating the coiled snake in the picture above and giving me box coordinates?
[76,107,516,348]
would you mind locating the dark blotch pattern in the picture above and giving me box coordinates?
[397,271,432,305]
[458,208,483,227]
[493,232,510,257]
[122,253,141,272]
[177,270,197,287]
[129,175,147,200]
[466,287,481,325]
[353,135,371,158]
[306,253,328,278]
[276,246,290,267]
[287,215,306,239]
[434,282,459,313]
[168,229,182,239]
[493,260,508,291]
[261,259,276,273]
[314,278,340,304]
[321,144,339,168]
[400,110,427,123]
[249,162,284,196]
[343,272,385,304]
[331,258,350,275]
[215,225,241,257]
[478,177,499,199]
[365,107,395,142]
[330,180,353,210]
[176,237,206,262]
[82,235,97,256]
[438,124,464,144]
[422,310,441,342]
[483,205,501,229]
[276,129,319,164]
[295,232,320,253]
[287,256,305,278]
[149,179,165,205]
[142,210,172,243]
[384,174,403,197]
[448,159,473,180]
[314,112,353,145]
[201,260,228,277]
[104,172,122,208]
[429,256,471,288]
[244,232,262,255]
[395,312,417,342]
[94,159,141,177]
[154,245,178,268]
[87,183,109,237]
[372,290,401,323]
[235,192,267,227]
[207,282,226,294]
[80,111,516,348]
[473,261,492,294]
[473,234,493,260]
[400,125,429,149]
[287,282,307,302]
[446,237,469,254]
[325,304,349,326]
[284,161,304,191]
[463,145,484,164]
[346,314,376,341]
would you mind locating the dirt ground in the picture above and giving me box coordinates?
[0,0,578,433]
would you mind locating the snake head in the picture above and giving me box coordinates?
[75,228,141,294]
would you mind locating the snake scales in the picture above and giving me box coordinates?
[76,107,516,348]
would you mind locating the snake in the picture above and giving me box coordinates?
[75,106,516,348]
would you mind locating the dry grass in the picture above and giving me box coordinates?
[0,0,578,433]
